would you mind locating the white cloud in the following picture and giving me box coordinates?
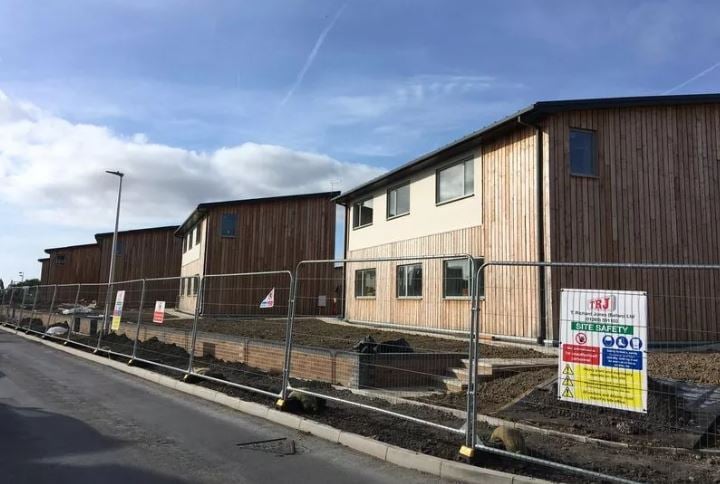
[0,90,383,230]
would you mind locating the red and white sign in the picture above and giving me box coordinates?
[587,295,616,312]
[260,288,275,309]
[575,332,588,345]
[562,344,600,365]
[152,301,166,324]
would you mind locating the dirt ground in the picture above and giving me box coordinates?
[42,330,720,483]
[160,316,552,358]
[649,350,720,385]
[417,367,558,414]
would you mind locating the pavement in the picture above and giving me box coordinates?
[0,331,445,484]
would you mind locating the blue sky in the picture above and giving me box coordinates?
[1,0,719,283]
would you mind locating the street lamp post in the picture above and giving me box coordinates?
[102,170,124,334]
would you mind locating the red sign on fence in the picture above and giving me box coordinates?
[562,344,600,365]
[153,301,165,324]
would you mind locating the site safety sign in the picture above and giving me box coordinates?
[111,290,125,331]
[559,289,647,413]
[153,301,166,324]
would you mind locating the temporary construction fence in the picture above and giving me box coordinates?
[463,261,720,481]
[2,259,720,483]
[280,255,476,433]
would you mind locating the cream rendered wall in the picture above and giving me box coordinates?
[347,149,482,252]
[179,217,207,313]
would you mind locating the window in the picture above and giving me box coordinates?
[396,263,422,298]
[352,198,373,229]
[437,158,474,204]
[387,183,410,219]
[354,269,376,297]
[182,236,187,253]
[193,275,199,295]
[180,278,186,296]
[195,225,201,245]
[570,129,597,177]
[115,241,124,256]
[186,277,192,296]
[221,213,237,237]
[188,230,193,248]
[443,258,484,298]
[56,254,66,265]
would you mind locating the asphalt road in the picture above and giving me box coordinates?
[0,331,443,484]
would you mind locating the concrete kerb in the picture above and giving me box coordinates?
[0,326,554,484]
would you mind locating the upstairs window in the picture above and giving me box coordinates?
[570,128,597,177]
[56,254,66,265]
[437,158,474,204]
[354,269,376,298]
[387,183,410,219]
[195,225,202,245]
[115,241,124,256]
[188,229,193,248]
[352,198,373,229]
[397,263,422,298]
[221,213,237,237]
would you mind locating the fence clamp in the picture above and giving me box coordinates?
[458,445,475,459]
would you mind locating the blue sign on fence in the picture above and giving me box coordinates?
[602,348,643,370]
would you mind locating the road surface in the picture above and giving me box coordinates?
[0,331,443,483]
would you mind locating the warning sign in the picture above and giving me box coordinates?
[152,301,166,324]
[559,289,647,413]
[259,288,275,309]
[111,290,125,331]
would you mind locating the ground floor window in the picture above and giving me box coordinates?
[443,258,484,298]
[354,268,376,297]
[397,263,422,298]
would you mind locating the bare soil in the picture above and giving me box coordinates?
[162,316,552,358]
[417,368,558,414]
[649,351,720,385]
[45,331,720,483]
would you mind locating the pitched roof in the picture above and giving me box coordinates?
[94,225,179,242]
[175,191,340,236]
[334,93,720,204]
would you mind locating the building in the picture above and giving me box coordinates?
[335,94,720,345]
[41,243,102,285]
[175,192,339,316]
[95,226,182,283]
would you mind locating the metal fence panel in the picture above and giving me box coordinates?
[282,255,476,434]
[97,279,146,357]
[465,261,720,481]
[22,285,56,335]
[64,283,108,349]
[127,276,193,374]
[191,271,293,398]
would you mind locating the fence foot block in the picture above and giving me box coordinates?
[127,359,134,366]
[275,398,286,410]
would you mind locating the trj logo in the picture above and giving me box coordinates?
[587,295,616,312]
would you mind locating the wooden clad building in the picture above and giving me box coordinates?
[95,226,182,283]
[336,94,720,345]
[41,243,102,285]
[175,192,338,316]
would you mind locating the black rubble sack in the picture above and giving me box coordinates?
[352,336,377,354]
[377,338,413,354]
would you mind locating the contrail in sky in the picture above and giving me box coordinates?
[280,3,348,106]
[663,60,720,94]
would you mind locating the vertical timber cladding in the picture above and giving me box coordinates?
[38,258,50,285]
[346,227,483,333]
[44,244,102,285]
[96,226,183,307]
[201,194,337,317]
[547,103,720,343]
[481,126,541,339]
